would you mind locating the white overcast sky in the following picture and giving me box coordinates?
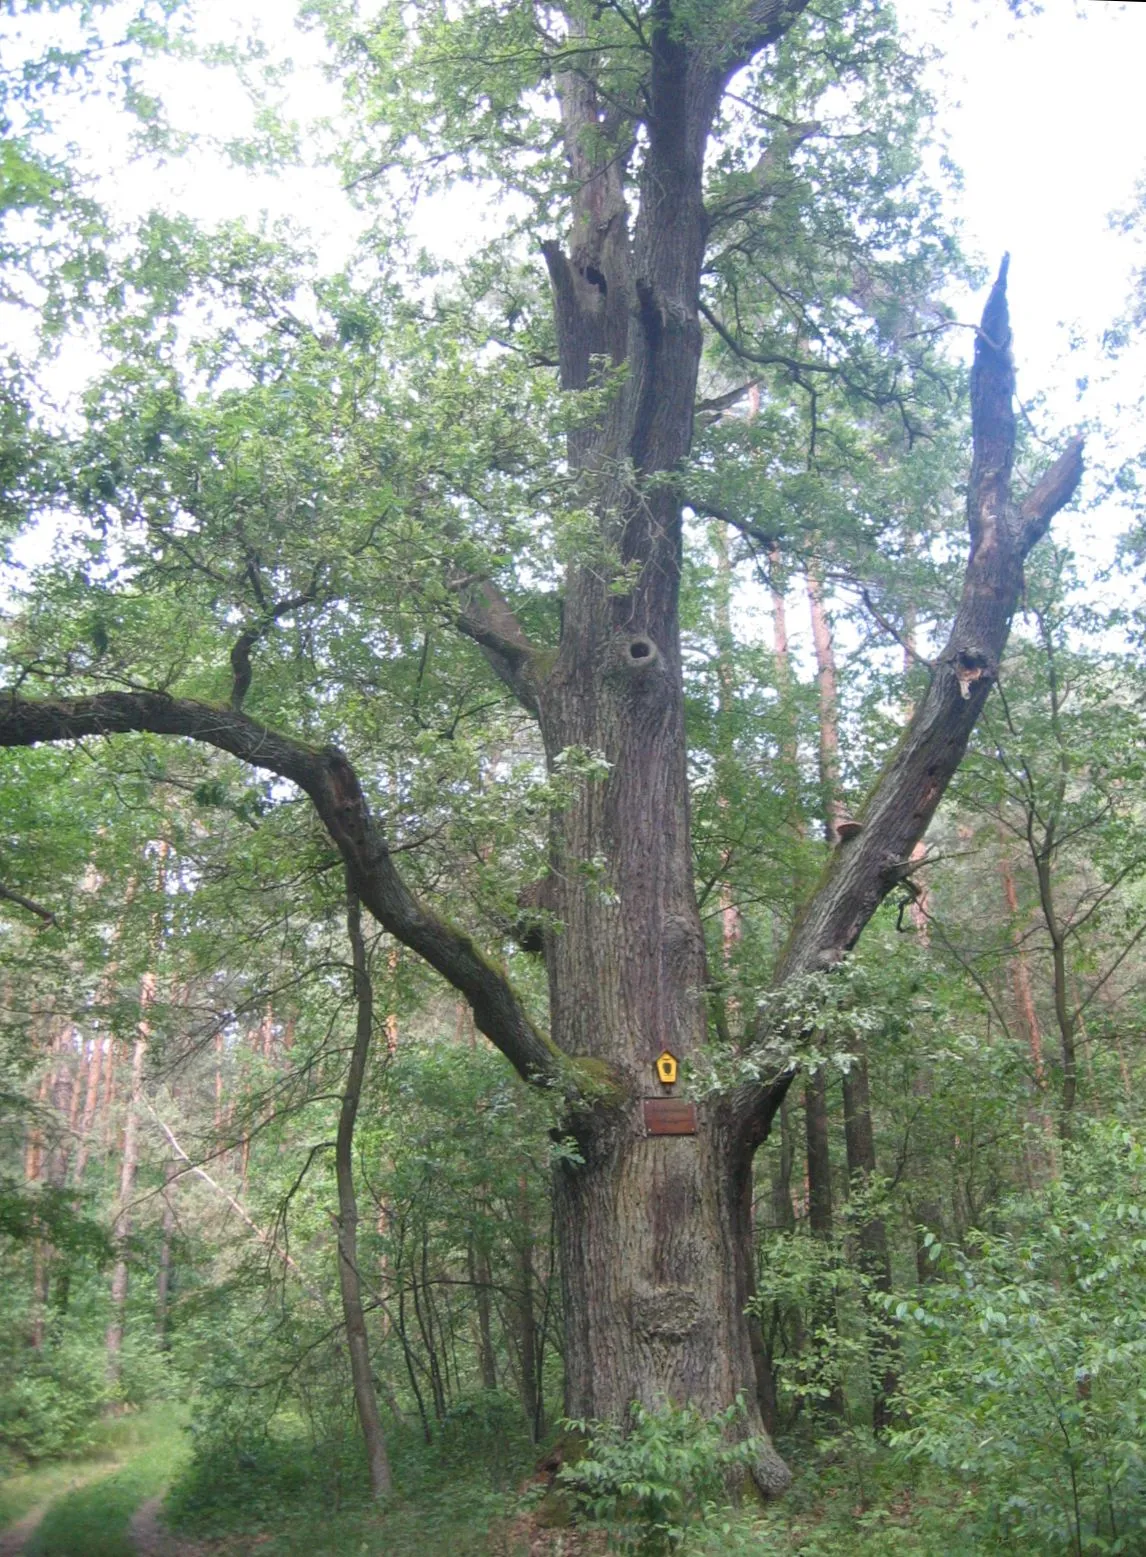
[5,0,1145,579]
[12,0,1146,403]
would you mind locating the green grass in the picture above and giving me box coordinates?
[165,1405,535,1556]
[0,1403,169,1530]
[24,1403,190,1557]
[211,1488,518,1557]
[0,1456,118,1533]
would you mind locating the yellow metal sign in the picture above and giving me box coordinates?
[654,1051,679,1086]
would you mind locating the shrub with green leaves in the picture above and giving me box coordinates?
[893,1122,1146,1555]
[558,1400,760,1555]
[0,1330,109,1462]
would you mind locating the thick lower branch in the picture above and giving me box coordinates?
[0,691,560,1088]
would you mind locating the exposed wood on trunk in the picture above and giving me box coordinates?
[339,886,393,1499]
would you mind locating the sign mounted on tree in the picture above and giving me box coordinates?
[654,1051,679,1086]
[643,1099,697,1136]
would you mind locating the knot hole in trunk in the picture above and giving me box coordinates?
[622,635,659,671]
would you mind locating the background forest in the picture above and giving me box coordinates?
[2,1,1146,1554]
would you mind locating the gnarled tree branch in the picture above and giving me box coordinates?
[449,575,544,717]
[0,691,561,1089]
[230,582,319,711]
[717,0,815,82]
[0,882,57,927]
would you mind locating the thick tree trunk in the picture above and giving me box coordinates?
[339,887,393,1499]
[536,21,797,1489]
[554,1116,792,1491]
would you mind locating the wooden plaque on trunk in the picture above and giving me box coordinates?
[643,1098,697,1136]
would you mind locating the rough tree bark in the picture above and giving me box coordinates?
[0,5,1084,1494]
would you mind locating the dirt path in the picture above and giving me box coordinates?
[129,1494,208,1557]
[0,1505,46,1557]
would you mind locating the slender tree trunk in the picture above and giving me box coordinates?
[1035,849,1077,1134]
[902,606,931,937]
[999,846,1046,1086]
[384,945,400,1056]
[804,1071,833,1238]
[802,570,842,1251]
[806,569,849,844]
[339,886,393,1499]
[213,1030,224,1135]
[156,1160,176,1349]
[841,1058,897,1429]
[107,849,166,1384]
[106,982,151,1383]
[72,1036,106,1188]
[100,1033,117,1145]
[769,1097,796,1234]
[711,521,742,967]
[513,1176,541,1439]
[25,1050,50,1348]
[468,1239,498,1391]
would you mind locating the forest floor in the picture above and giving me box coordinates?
[0,1404,196,1557]
[2,1416,969,1556]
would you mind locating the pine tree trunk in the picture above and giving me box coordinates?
[156,1160,176,1349]
[106,990,150,1383]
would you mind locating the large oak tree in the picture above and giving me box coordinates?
[0,0,1083,1488]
